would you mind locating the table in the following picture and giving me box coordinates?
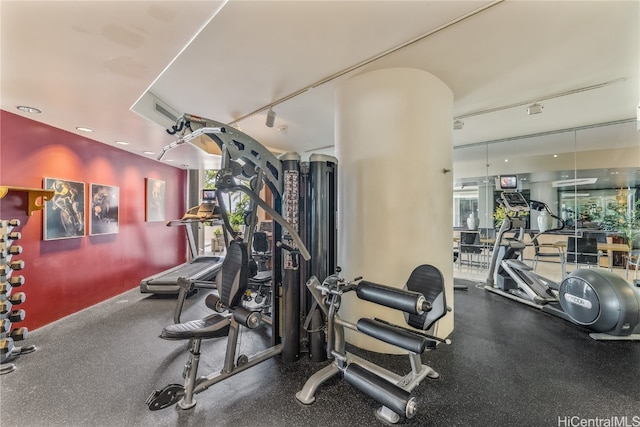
[598,243,630,271]
[548,240,630,271]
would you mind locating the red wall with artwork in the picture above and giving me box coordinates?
[0,110,187,330]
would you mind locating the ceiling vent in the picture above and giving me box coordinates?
[130,92,181,129]
[154,101,178,123]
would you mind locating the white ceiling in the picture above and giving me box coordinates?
[2,1,639,175]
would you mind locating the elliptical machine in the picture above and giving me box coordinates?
[485,190,640,341]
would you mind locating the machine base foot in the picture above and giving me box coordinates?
[376,406,401,424]
[589,333,640,341]
[0,364,16,375]
[146,384,185,410]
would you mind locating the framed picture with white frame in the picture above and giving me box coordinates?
[43,178,86,240]
[89,183,119,235]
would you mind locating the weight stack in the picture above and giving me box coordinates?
[1,219,32,375]
[280,153,302,364]
[306,154,337,362]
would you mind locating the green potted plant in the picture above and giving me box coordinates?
[602,199,640,249]
[492,204,528,229]
[618,200,640,250]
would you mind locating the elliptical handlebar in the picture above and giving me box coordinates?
[487,192,565,286]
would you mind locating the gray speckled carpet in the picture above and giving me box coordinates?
[1,279,638,427]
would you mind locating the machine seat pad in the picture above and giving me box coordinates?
[357,318,427,354]
[249,270,272,285]
[161,313,231,340]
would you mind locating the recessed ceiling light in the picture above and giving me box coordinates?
[115,140,129,145]
[76,127,94,132]
[553,154,558,158]
[504,159,509,163]
[164,159,174,162]
[17,105,42,114]
[143,151,155,155]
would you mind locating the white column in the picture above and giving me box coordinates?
[335,68,454,353]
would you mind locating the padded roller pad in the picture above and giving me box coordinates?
[357,318,427,354]
[357,281,424,314]
[344,363,413,418]
[161,314,231,340]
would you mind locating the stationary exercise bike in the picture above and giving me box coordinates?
[485,191,640,340]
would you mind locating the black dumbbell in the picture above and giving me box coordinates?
[8,246,22,255]
[0,261,24,276]
[0,282,12,296]
[7,292,26,305]
[2,219,20,228]
[9,260,24,270]
[0,300,11,315]
[0,337,14,355]
[0,246,22,259]
[0,318,10,334]
[9,275,25,287]
[10,327,27,341]
[8,309,25,323]
[4,232,21,241]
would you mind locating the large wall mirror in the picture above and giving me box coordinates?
[453,120,639,273]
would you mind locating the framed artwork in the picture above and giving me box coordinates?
[89,183,119,235]
[145,178,165,222]
[43,178,86,240]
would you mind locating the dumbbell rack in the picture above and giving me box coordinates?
[1,219,35,374]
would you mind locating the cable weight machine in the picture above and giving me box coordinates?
[147,114,337,410]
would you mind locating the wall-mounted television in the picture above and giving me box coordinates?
[202,189,217,202]
[496,175,518,191]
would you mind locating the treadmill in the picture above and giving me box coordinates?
[140,192,225,294]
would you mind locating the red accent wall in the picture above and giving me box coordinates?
[1,110,187,330]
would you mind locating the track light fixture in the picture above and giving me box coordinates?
[266,108,276,127]
[527,103,544,115]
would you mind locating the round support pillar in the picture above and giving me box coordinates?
[335,68,454,353]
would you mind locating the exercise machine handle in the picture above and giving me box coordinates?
[276,241,300,268]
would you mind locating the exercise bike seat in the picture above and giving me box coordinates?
[161,313,231,340]
[160,241,249,341]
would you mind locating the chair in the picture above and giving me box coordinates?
[249,231,272,306]
[458,232,483,269]
[252,231,271,271]
[589,232,609,269]
[149,240,259,410]
[566,235,599,268]
[531,235,566,278]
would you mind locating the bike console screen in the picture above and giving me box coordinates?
[501,192,530,212]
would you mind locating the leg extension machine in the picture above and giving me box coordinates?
[296,265,451,424]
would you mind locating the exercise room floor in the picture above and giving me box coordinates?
[1,276,639,427]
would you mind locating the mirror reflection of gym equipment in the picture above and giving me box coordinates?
[485,177,640,340]
[144,115,452,423]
